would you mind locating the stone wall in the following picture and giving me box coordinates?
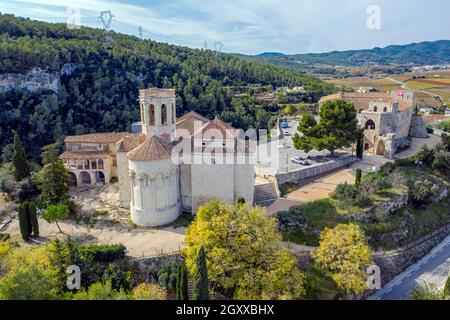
[374,231,450,285]
[342,194,409,223]
[276,156,356,185]
[134,253,182,272]
[409,115,429,138]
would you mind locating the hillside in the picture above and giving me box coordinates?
[0,14,335,163]
[238,40,450,69]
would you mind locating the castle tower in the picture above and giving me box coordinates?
[139,88,176,142]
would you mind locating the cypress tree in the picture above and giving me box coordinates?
[176,263,188,300]
[12,132,31,181]
[355,168,362,189]
[29,201,39,237]
[18,203,30,241]
[193,247,209,300]
[356,137,364,160]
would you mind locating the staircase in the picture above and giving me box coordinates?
[254,182,279,206]
[187,277,194,300]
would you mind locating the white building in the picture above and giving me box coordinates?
[61,88,255,227]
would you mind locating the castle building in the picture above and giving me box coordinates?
[61,88,255,227]
[319,90,428,158]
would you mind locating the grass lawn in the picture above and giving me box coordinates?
[280,165,450,250]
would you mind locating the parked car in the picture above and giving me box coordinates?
[281,122,289,129]
[284,131,290,136]
[291,157,311,165]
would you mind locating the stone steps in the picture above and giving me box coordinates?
[254,182,279,204]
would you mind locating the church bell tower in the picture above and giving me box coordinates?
[139,88,176,142]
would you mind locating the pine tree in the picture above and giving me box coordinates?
[12,132,31,181]
[193,247,209,300]
[18,203,31,241]
[39,159,71,205]
[29,201,39,237]
[355,169,362,189]
[176,263,188,300]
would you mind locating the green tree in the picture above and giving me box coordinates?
[38,158,71,205]
[176,263,189,300]
[193,247,209,300]
[184,200,305,300]
[42,204,70,234]
[356,137,364,159]
[416,144,434,166]
[312,224,372,296]
[293,100,361,157]
[29,201,39,237]
[12,132,30,181]
[432,150,450,175]
[18,203,31,241]
[355,169,362,189]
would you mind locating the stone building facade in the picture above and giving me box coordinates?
[319,90,426,158]
[61,88,255,227]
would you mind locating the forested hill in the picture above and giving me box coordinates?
[0,14,335,163]
[238,40,450,68]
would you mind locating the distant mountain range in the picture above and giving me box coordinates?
[237,40,450,68]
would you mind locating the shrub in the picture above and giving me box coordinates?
[395,157,417,167]
[157,262,178,292]
[432,150,450,175]
[77,244,126,263]
[355,169,362,188]
[333,182,358,207]
[416,144,434,166]
[0,233,10,242]
[410,179,439,205]
[132,283,167,300]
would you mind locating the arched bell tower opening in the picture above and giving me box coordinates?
[139,88,176,141]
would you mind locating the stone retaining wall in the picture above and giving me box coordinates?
[134,253,182,272]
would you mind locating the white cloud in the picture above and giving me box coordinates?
[1,0,449,54]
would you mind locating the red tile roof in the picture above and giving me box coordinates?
[127,136,174,161]
[65,132,133,144]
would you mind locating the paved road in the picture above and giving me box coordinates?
[371,234,450,300]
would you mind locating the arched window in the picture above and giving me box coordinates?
[383,107,388,112]
[373,106,378,112]
[149,104,155,125]
[161,104,168,125]
[365,120,376,130]
[172,104,176,124]
[98,159,104,170]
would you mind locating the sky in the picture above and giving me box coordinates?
[0,0,449,55]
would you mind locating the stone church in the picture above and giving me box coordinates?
[60,88,255,227]
[319,90,428,158]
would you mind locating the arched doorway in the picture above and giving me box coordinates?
[364,143,370,151]
[376,141,386,156]
[69,172,77,187]
[365,120,376,130]
[80,171,91,186]
[96,171,106,185]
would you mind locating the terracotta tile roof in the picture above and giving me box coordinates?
[65,132,132,144]
[176,112,210,136]
[127,136,174,161]
[196,117,238,138]
[177,111,209,123]
[319,92,413,112]
[117,133,146,152]
[60,151,112,160]
[422,114,450,123]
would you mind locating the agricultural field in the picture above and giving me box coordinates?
[406,78,450,102]
[326,76,402,92]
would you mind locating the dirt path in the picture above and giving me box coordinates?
[4,218,186,258]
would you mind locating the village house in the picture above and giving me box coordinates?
[60,88,255,227]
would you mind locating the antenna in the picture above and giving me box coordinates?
[138,26,143,39]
